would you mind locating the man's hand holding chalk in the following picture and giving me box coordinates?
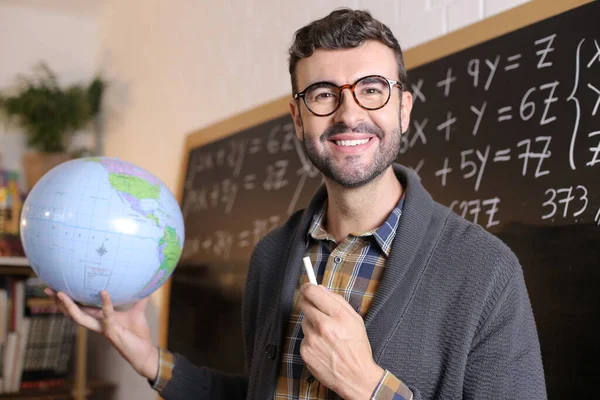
[297,259,383,398]
[303,256,318,285]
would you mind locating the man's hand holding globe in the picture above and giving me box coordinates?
[18,157,186,383]
[45,288,159,380]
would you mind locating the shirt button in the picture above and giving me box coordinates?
[334,256,342,263]
[306,374,315,383]
[265,344,276,359]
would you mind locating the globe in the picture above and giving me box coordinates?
[19,157,185,307]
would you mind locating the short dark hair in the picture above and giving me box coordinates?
[288,8,408,94]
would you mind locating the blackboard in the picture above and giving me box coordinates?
[165,1,599,397]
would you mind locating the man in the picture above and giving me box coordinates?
[48,8,546,400]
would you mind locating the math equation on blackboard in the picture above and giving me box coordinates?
[402,31,599,230]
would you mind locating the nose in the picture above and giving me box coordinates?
[333,87,367,128]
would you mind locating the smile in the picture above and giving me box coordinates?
[328,136,376,154]
[335,138,371,146]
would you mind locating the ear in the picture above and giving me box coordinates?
[289,99,304,141]
[400,91,413,134]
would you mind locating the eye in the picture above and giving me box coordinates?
[315,92,336,100]
[305,82,339,103]
[309,89,338,103]
[363,87,383,95]
[356,76,388,97]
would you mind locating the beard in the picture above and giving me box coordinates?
[301,117,402,188]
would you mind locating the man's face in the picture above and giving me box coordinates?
[289,40,413,188]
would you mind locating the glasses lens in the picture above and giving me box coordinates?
[355,76,390,110]
[304,82,340,115]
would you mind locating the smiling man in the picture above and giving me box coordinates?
[48,8,546,400]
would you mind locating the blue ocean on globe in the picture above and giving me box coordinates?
[19,157,185,307]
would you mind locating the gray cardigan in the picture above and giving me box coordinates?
[160,164,547,399]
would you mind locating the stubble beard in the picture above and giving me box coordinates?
[301,117,402,189]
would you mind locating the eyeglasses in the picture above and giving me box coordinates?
[294,75,403,117]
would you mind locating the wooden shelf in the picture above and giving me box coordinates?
[0,257,29,267]
[0,257,32,276]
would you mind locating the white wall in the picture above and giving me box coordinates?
[0,4,98,187]
[0,0,531,399]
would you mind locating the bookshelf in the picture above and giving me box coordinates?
[0,258,33,277]
[0,258,29,267]
[0,257,113,400]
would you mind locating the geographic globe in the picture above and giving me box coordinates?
[19,157,185,307]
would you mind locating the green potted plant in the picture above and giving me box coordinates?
[0,61,105,189]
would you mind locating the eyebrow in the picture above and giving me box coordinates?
[307,74,388,87]
[306,81,337,89]
[358,76,386,85]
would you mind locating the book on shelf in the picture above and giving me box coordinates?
[0,276,76,393]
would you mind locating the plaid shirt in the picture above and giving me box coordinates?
[274,197,412,400]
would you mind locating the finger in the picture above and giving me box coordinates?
[101,290,115,315]
[300,317,315,357]
[329,291,360,317]
[299,293,329,328]
[46,289,103,319]
[100,291,119,339]
[44,289,71,316]
[44,288,58,304]
[300,284,344,318]
[300,318,319,369]
[301,314,316,337]
[44,288,62,307]
[313,286,358,318]
[57,292,102,332]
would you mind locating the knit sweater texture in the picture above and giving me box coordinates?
[160,164,547,399]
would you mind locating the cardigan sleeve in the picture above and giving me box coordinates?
[157,353,248,400]
[463,262,547,399]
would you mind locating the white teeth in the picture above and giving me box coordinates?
[335,138,370,146]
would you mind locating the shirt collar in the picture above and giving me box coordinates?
[307,200,333,242]
[307,196,405,257]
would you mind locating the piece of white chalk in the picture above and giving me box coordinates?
[303,256,318,285]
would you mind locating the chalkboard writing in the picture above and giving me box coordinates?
[171,1,599,395]
[402,25,599,231]
[179,115,319,264]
